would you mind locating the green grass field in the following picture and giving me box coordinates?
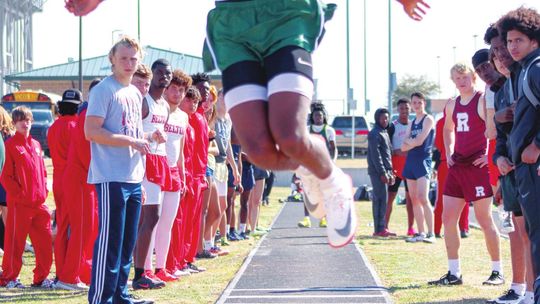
[1,179,513,304]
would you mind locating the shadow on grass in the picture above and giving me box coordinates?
[0,289,86,303]
[413,298,489,304]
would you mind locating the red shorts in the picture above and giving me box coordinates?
[444,163,493,202]
[392,155,406,179]
[145,154,170,187]
[487,139,500,186]
[162,166,181,192]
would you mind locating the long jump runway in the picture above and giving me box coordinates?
[216,201,392,304]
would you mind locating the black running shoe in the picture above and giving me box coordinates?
[428,271,463,286]
[132,272,165,290]
[487,289,523,304]
[483,271,505,286]
[238,232,250,240]
[127,294,155,304]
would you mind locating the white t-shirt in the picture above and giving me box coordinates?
[164,109,189,166]
[86,76,145,184]
[485,87,495,110]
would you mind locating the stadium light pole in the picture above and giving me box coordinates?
[387,0,392,116]
[363,0,367,116]
[137,0,141,42]
[78,16,83,92]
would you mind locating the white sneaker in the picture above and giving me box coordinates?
[55,280,89,291]
[24,242,34,253]
[32,278,55,288]
[173,268,191,277]
[323,168,357,248]
[296,166,326,219]
[423,233,436,244]
[406,233,426,243]
[6,279,25,289]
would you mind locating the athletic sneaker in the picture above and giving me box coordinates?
[407,228,417,236]
[132,271,166,290]
[319,217,327,228]
[31,278,55,288]
[423,233,436,243]
[323,167,357,248]
[238,232,250,240]
[210,246,229,256]
[460,230,469,238]
[196,250,217,259]
[25,242,34,254]
[187,263,206,273]
[298,217,311,228]
[127,294,155,304]
[406,233,425,243]
[155,269,178,282]
[227,231,240,241]
[55,280,89,291]
[483,271,505,286]
[296,166,326,219]
[6,279,25,289]
[172,268,191,277]
[487,289,524,304]
[428,271,463,286]
[220,237,230,246]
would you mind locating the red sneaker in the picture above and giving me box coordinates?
[155,269,178,282]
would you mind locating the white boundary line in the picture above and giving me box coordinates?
[228,295,384,299]
[215,201,289,304]
[232,287,387,292]
[353,240,394,304]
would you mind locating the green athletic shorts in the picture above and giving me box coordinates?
[203,0,336,72]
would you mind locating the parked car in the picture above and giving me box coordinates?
[30,109,55,155]
[331,115,370,155]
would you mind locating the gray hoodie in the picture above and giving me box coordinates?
[367,108,393,177]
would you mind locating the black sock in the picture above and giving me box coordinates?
[134,268,144,281]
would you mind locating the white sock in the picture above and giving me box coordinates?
[210,238,215,248]
[511,283,526,296]
[448,259,461,277]
[492,261,503,274]
[524,291,534,303]
[239,223,246,233]
[204,239,213,251]
[226,224,230,234]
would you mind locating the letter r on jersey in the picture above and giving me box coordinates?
[456,112,470,132]
[475,186,485,197]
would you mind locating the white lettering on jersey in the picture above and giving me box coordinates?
[475,186,485,197]
[456,112,470,132]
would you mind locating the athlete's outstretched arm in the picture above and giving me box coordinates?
[397,0,430,21]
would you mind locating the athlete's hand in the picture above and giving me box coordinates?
[380,174,389,184]
[496,156,514,176]
[236,184,244,193]
[494,105,514,123]
[233,169,241,186]
[447,157,455,168]
[388,175,396,186]
[141,186,147,205]
[65,0,103,16]
[472,155,489,168]
[522,142,540,164]
[131,138,150,155]
[151,129,167,144]
[398,0,430,21]
[494,186,502,206]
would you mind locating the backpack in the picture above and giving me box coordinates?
[522,55,540,109]
[354,184,372,201]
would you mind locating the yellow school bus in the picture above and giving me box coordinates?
[1,91,61,153]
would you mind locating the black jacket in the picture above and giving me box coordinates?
[510,48,540,165]
[367,109,393,176]
[493,62,521,164]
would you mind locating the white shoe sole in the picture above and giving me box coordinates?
[325,172,357,248]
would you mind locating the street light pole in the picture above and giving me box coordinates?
[137,0,141,42]
[346,0,350,115]
[78,16,83,92]
[388,0,392,116]
[363,0,367,116]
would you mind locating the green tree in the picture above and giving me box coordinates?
[392,74,440,112]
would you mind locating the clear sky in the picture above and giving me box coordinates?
[32,0,538,117]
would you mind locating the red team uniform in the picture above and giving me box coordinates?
[444,92,493,201]
[47,113,77,282]
[433,115,469,235]
[60,103,98,285]
[0,132,52,285]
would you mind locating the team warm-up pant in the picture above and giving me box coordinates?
[166,178,191,272]
[88,182,142,304]
[53,170,68,279]
[184,176,207,264]
[1,204,52,284]
[59,166,98,284]
[369,174,388,234]
[514,161,540,304]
